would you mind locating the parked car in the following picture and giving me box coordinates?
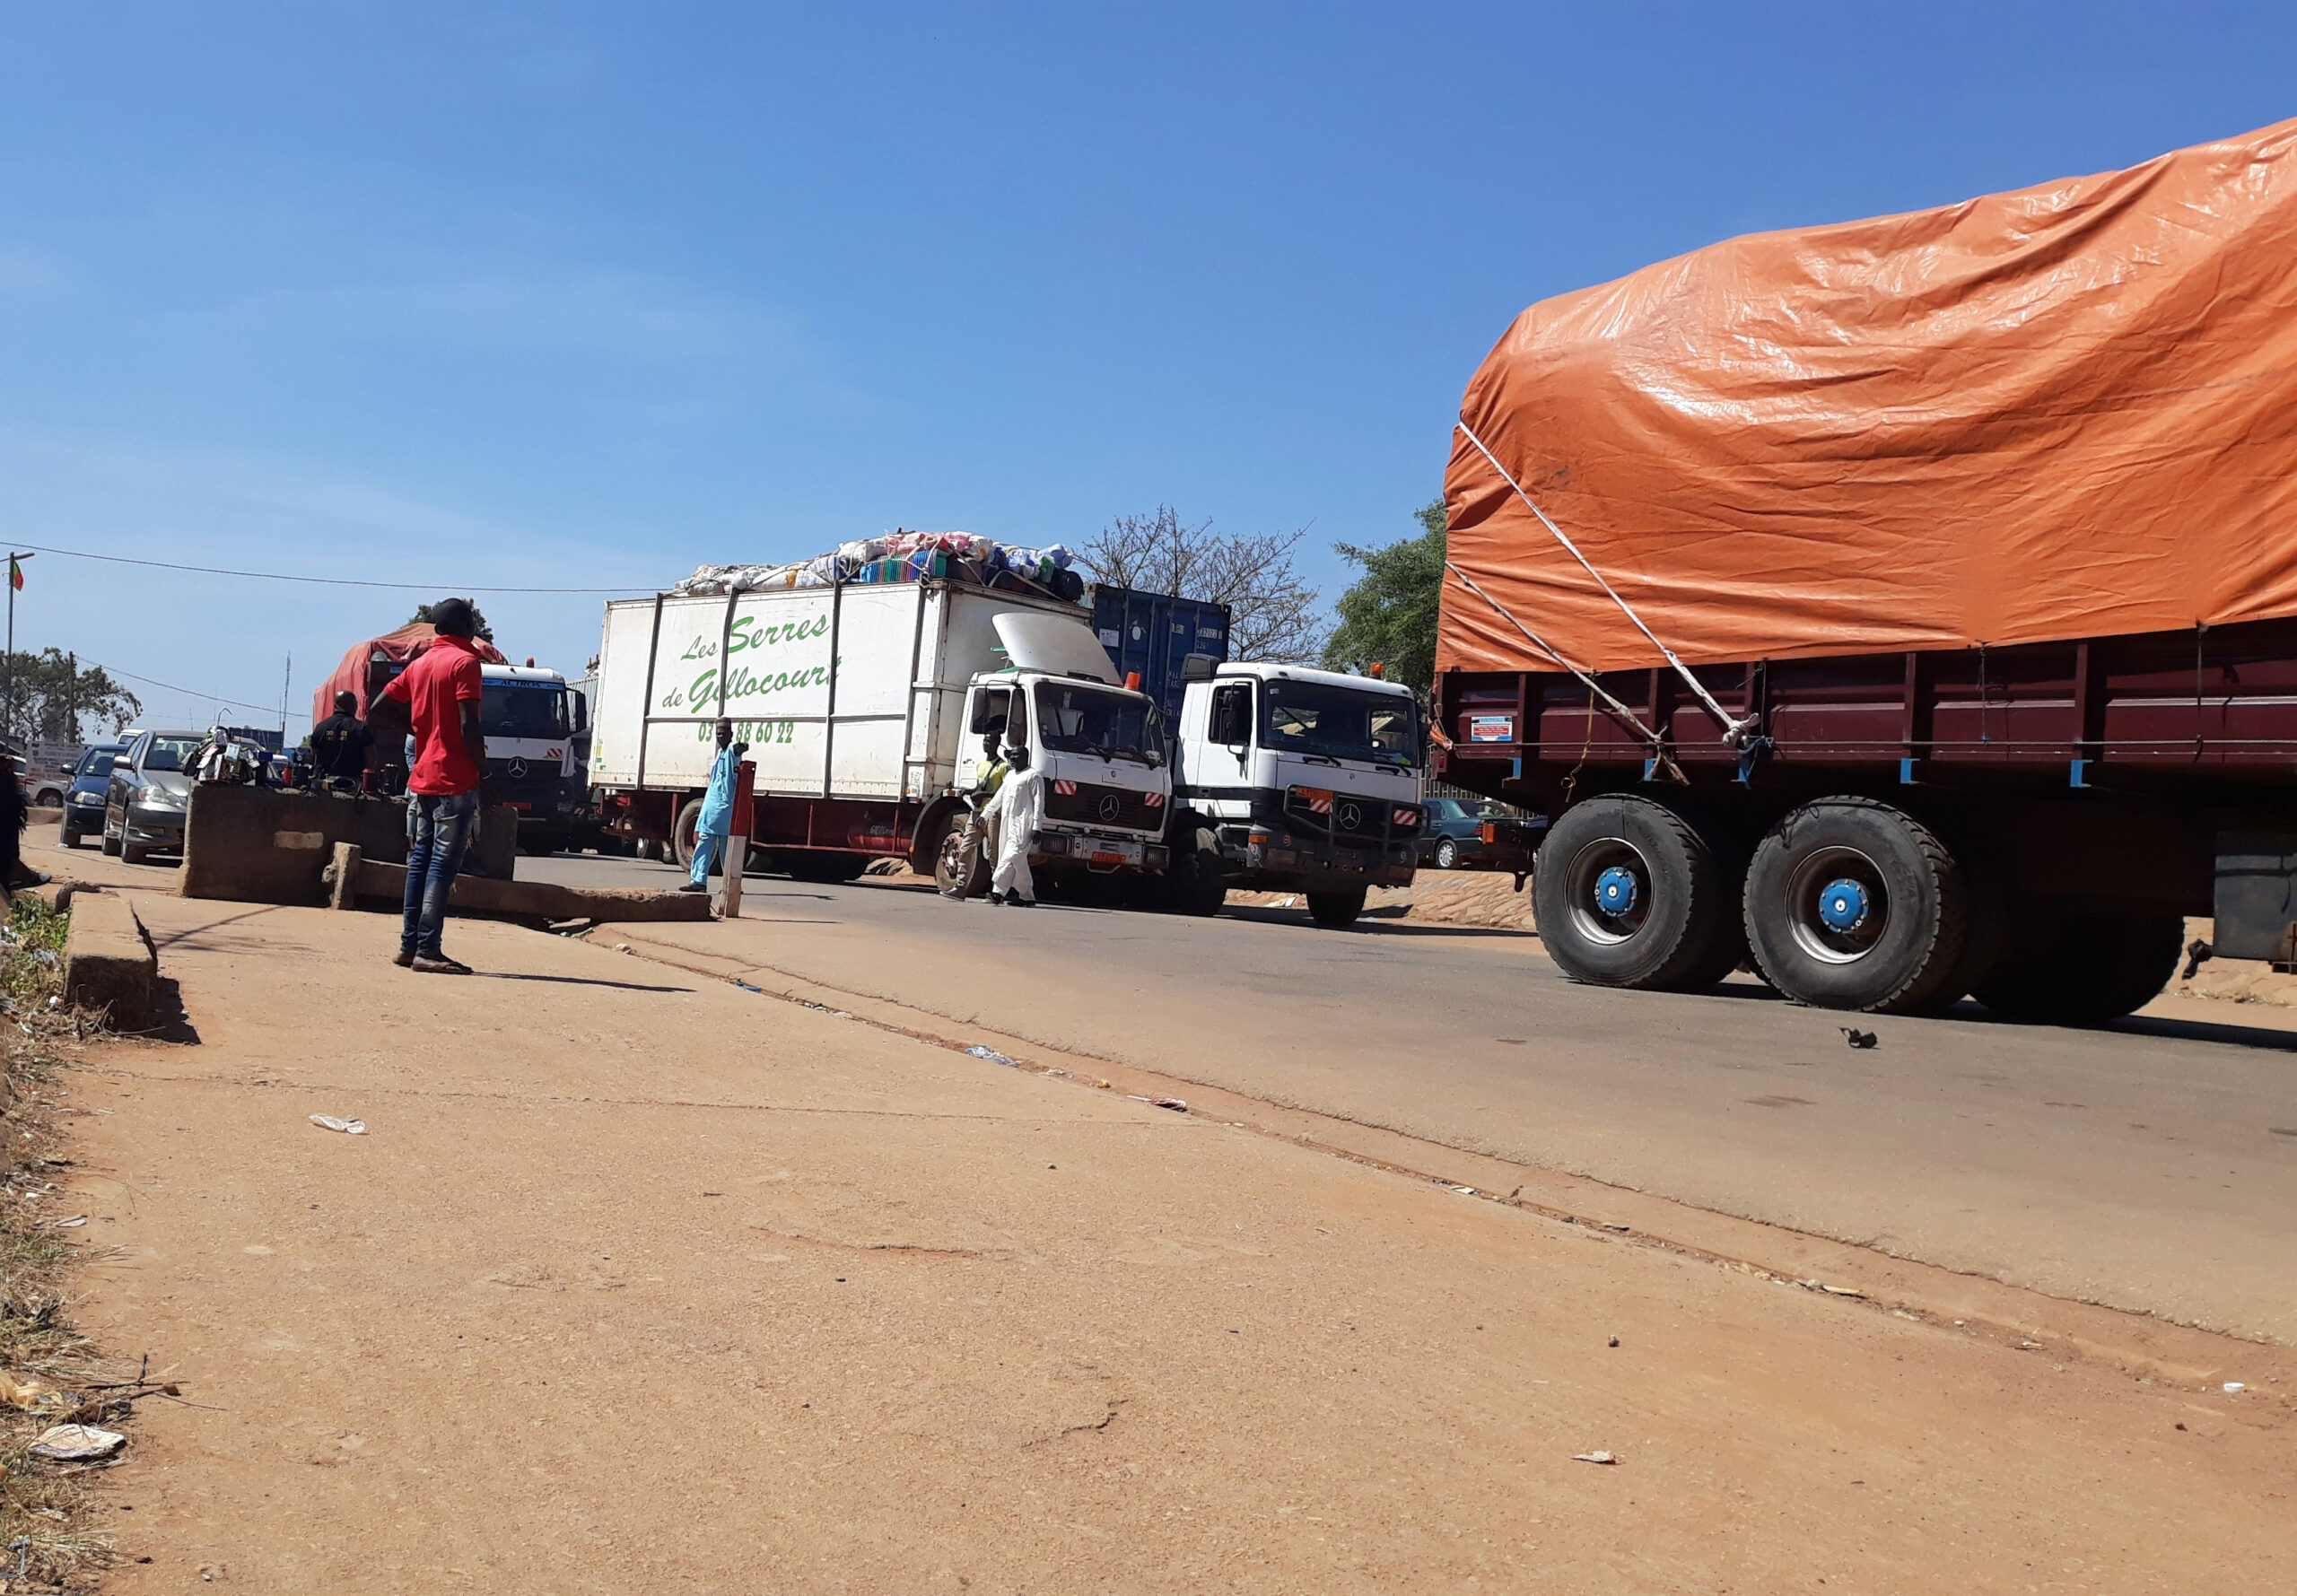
[1418,796,1546,872]
[103,729,204,865]
[58,744,126,850]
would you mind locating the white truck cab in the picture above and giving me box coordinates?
[1169,662,1425,926]
[477,663,589,851]
[944,611,1174,888]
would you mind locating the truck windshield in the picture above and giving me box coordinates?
[1033,682,1162,764]
[482,684,570,739]
[1260,681,1418,768]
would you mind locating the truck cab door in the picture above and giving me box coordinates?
[1210,683,1253,772]
[964,684,1021,789]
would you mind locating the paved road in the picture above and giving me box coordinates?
[79,889,2294,1591]
[549,853,2297,1340]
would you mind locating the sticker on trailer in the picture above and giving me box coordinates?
[1097,629,1121,647]
[1469,714,1517,744]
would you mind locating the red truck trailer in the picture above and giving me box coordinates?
[1432,117,2297,1023]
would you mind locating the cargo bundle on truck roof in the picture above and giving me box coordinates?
[1433,117,2297,1023]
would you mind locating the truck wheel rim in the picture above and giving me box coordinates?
[937,824,972,885]
[1564,837,1651,946]
[1785,846,1889,964]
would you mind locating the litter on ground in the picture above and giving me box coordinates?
[1573,1451,1618,1465]
[965,1045,1020,1067]
[310,1115,367,1135]
[30,1424,125,1461]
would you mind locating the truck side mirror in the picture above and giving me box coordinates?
[1181,653,1218,683]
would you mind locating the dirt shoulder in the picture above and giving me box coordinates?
[15,843,2288,1590]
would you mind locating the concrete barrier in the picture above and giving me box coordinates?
[180,786,519,905]
[63,891,157,1026]
[339,855,712,924]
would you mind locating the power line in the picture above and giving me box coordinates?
[11,541,653,595]
[102,665,313,724]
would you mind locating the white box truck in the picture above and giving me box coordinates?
[590,577,1173,885]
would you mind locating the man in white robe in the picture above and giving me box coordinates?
[982,746,1044,907]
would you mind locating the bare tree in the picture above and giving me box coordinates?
[1080,507,1324,663]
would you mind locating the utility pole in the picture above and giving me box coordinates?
[64,651,74,744]
[4,551,30,750]
[281,652,292,744]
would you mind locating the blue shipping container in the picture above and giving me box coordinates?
[1087,586,1233,720]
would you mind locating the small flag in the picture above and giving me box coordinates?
[6,559,20,592]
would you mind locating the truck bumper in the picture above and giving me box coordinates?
[1228,830,1418,889]
[1034,829,1170,875]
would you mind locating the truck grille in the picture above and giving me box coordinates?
[1285,786,1414,843]
[1046,781,1160,832]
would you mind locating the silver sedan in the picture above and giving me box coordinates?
[103,729,204,865]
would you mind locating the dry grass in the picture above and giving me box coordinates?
[0,897,135,1590]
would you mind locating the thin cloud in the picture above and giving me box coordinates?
[179,268,797,362]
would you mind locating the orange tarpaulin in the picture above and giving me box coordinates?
[1439,118,2297,679]
[311,624,507,726]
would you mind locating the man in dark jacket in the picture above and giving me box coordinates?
[310,691,373,789]
[0,754,45,894]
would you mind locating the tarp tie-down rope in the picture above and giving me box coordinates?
[1454,418,1760,747]
[1442,560,1663,747]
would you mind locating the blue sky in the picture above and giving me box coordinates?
[0,3,2289,733]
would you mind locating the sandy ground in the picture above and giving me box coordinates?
[18,840,2292,1591]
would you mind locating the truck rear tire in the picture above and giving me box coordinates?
[933,811,990,900]
[672,798,714,875]
[1306,885,1367,929]
[1742,797,1973,1014]
[1533,795,1736,990]
[1972,906,2182,1025]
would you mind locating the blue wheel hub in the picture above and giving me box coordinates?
[1817,876,1871,933]
[1593,865,1640,918]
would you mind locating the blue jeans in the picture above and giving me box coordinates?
[402,789,479,958]
[690,830,726,885]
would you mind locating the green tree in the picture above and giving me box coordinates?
[0,650,143,743]
[1323,499,1445,696]
[407,600,495,644]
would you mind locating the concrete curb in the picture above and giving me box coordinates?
[22,880,85,913]
[63,890,157,1026]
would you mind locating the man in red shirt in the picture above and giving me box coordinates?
[381,598,487,973]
